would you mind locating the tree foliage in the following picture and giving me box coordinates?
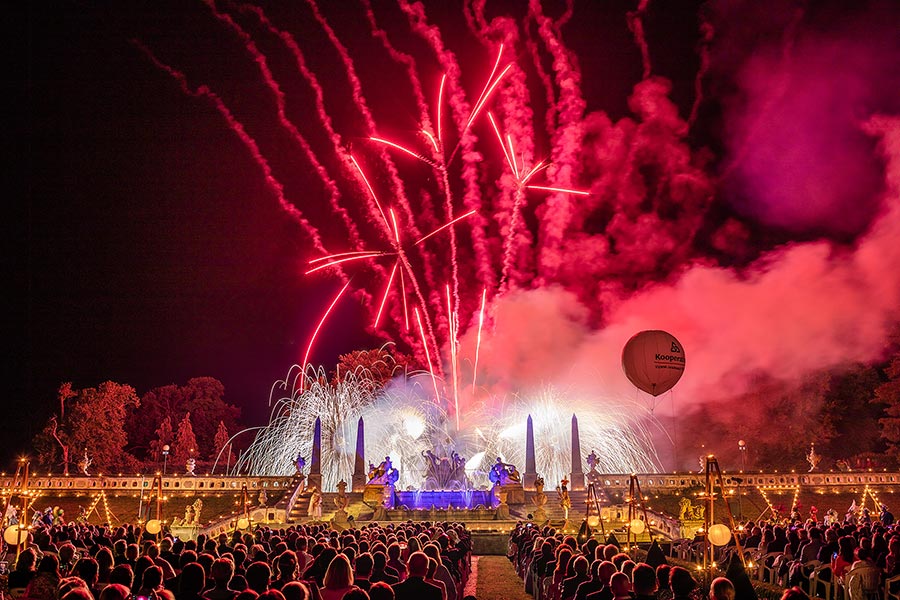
[172,412,198,469]
[127,377,239,461]
[211,420,235,468]
[876,346,900,461]
[334,345,411,388]
[34,381,139,473]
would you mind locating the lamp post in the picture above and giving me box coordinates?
[737,440,747,521]
[162,445,170,475]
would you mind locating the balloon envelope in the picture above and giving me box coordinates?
[622,330,686,397]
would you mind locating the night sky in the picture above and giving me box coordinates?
[9,1,900,468]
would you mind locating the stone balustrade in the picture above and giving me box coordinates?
[0,474,293,492]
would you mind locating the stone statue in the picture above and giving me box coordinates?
[258,490,268,507]
[78,448,92,477]
[367,456,400,486]
[333,480,350,523]
[295,453,306,475]
[185,458,196,476]
[422,449,469,490]
[191,499,203,525]
[807,443,822,472]
[586,450,602,484]
[532,476,548,523]
[678,497,704,520]
[556,478,571,520]
[307,486,323,519]
[489,457,521,487]
[184,504,195,525]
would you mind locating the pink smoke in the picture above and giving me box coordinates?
[464,114,900,417]
[721,4,899,236]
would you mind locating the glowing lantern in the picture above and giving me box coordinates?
[587,515,600,528]
[145,519,162,534]
[629,519,646,534]
[237,517,250,529]
[708,524,732,546]
[4,524,28,546]
[621,330,686,397]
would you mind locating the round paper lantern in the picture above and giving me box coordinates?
[629,519,646,534]
[237,517,250,529]
[708,524,732,546]
[587,515,600,528]
[622,330,686,396]
[145,519,162,535]
[4,524,28,546]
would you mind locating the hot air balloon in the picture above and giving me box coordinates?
[622,330,685,410]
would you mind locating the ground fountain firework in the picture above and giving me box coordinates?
[238,367,660,491]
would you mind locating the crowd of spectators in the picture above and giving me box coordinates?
[1,522,474,600]
[507,505,900,600]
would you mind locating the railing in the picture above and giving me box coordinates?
[0,474,294,491]
[3,470,897,495]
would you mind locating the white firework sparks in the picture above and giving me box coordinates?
[237,365,450,490]
[239,367,660,491]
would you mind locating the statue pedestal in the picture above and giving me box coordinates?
[501,484,525,505]
[523,472,538,490]
[170,525,200,541]
[307,473,322,492]
[332,509,349,525]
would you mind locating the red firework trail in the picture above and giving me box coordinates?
[446,284,459,429]
[414,210,478,246]
[390,208,442,376]
[308,250,381,264]
[349,154,390,231]
[132,40,329,258]
[415,307,442,404]
[526,185,590,196]
[627,0,653,80]
[305,0,424,243]
[528,0,587,277]
[437,74,446,144]
[374,262,399,328]
[361,0,437,146]
[689,18,714,128]
[472,287,487,393]
[240,4,390,238]
[300,280,352,393]
[397,0,495,291]
[204,0,363,250]
[304,252,389,276]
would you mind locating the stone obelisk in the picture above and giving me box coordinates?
[570,414,585,490]
[351,417,367,491]
[524,414,537,489]
[307,417,322,491]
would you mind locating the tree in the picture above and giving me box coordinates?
[149,416,174,464]
[211,420,235,470]
[34,381,139,474]
[334,345,411,388]
[127,377,239,461]
[172,412,198,469]
[876,347,900,462]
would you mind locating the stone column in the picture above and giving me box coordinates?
[351,417,367,491]
[523,414,537,489]
[570,414,585,490]
[307,417,322,491]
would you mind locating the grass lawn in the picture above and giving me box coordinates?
[474,555,533,600]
